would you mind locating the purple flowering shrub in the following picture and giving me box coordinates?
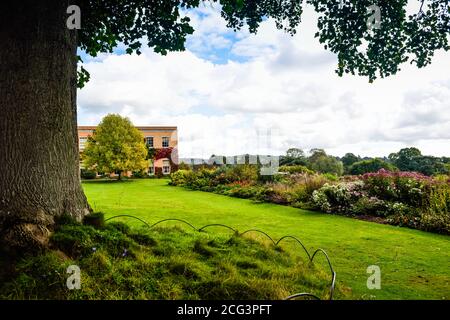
[312,169,449,234]
[362,169,431,206]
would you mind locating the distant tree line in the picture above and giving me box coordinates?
[279,147,450,176]
[190,147,449,177]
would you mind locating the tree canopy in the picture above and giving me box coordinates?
[82,114,148,178]
[348,158,397,175]
[309,0,449,81]
[341,153,360,168]
[76,0,450,87]
[307,149,344,175]
[389,147,449,175]
[279,146,448,176]
[280,148,307,166]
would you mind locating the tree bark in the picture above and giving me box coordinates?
[0,0,90,254]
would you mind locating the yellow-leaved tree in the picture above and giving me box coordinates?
[83,114,148,180]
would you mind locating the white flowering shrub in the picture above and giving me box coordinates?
[311,182,360,214]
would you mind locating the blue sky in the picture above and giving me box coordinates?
[77,3,450,158]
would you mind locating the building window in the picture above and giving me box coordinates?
[145,136,154,148]
[79,137,87,150]
[162,136,170,148]
[162,160,170,174]
[148,165,155,175]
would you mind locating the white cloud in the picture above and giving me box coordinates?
[77,5,450,158]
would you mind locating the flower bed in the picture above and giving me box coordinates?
[311,169,449,234]
[170,167,450,234]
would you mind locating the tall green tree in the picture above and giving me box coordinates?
[286,148,305,159]
[389,147,422,171]
[389,148,449,175]
[307,149,344,176]
[0,0,448,252]
[341,153,360,167]
[280,148,307,166]
[83,115,148,180]
[0,0,303,253]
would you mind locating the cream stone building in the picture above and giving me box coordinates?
[78,126,178,176]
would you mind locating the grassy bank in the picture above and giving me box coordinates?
[81,179,450,299]
[0,219,332,299]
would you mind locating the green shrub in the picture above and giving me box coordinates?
[257,173,284,184]
[385,203,421,229]
[420,210,450,234]
[214,165,259,185]
[350,196,388,217]
[419,182,450,234]
[235,164,259,183]
[322,173,339,181]
[278,165,314,175]
[285,184,310,204]
[178,163,192,171]
[264,183,291,205]
[80,169,96,179]
[171,165,260,190]
[169,169,195,186]
[132,170,146,178]
[423,182,450,214]
[289,174,330,198]
[226,185,267,200]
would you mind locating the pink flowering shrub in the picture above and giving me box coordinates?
[311,169,449,234]
[362,169,431,206]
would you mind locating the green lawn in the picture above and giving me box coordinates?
[83,179,450,300]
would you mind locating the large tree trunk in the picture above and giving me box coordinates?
[0,1,90,254]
